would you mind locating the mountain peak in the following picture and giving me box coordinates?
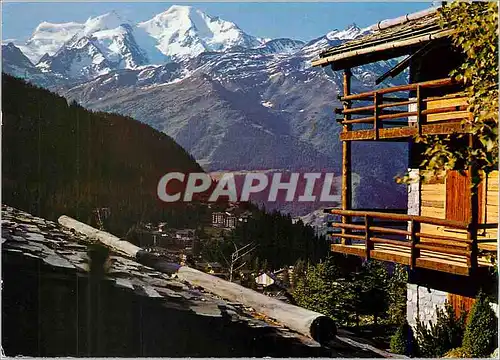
[326,23,363,41]
[346,23,360,31]
[83,11,129,35]
[138,5,262,61]
[164,4,194,14]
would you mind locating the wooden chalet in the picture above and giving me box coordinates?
[312,6,498,285]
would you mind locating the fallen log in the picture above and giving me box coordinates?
[58,215,337,344]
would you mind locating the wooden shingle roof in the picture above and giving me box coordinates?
[312,7,455,69]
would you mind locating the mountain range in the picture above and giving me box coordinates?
[2,5,409,215]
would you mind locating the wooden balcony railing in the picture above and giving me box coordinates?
[335,78,472,141]
[327,209,481,274]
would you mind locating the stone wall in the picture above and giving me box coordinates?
[407,283,448,328]
[407,283,500,329]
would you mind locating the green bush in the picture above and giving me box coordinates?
[390,320,417,357]
[415,302,467,357]
[462,292,498,357]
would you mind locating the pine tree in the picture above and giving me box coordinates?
[462,292,498,357]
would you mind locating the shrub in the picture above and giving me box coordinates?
[462,292,498,357]
[415,302,467,357]
[444,346,471,358]
[390,320,417,357]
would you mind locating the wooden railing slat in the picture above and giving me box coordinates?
[416,232,473,244]
[371,237,412,247]
[370,226,411,236]
[328,209,469,229]
[416,243,469,257]
[340,78,455,101]
[327,210,480,272]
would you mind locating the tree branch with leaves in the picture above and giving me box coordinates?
[398,1,498,188]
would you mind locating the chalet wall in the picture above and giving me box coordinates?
[485,171,499,228]
[419,170,498,240]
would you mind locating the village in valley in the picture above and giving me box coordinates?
[1,1,499,358]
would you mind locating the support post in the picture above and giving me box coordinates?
[365,216,373,259]
[341,68,352,245]
[410,220,420,270]
[374,93,381,140]
[467,136,479,275]
[416,85,422,135]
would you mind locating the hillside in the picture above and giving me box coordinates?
[2,73,206,235]
[2,5,409,215]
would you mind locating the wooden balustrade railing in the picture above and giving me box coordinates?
[326,209,478,272]
[335,78,469,138]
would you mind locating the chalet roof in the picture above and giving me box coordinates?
[1,205,309,339]
[312,7,454,69]
[1,205,398,357]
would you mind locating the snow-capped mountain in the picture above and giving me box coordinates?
[137,5,264,62]
[7,5,288,82]
[31,12,155,80]
[17,21,84,63]
[1,42,55,87]
[2,5,408,215]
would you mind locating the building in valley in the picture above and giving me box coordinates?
[212,208,252,229]
[312,5,498,327]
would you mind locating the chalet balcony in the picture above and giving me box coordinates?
[336,78,472,141]
[325,209,497,276]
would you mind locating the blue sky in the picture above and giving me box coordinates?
[3,2,432,42]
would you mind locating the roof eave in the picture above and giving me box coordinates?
[311,28,455,69]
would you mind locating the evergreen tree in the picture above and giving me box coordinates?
[462,292,498,357]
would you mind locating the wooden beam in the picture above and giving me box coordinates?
[416,258,470,276]
[416,243,469,257]
[374,93,381,140]
[416,232,473,244]
[331,244,365,257]
[468,136,479,275]
[330,209,470,229]
[339,122,471,141]
[370,250,411,266]
[329,233,365,241]
[370,237,411,247]
[382,97,411,103]
[379,100,416,109]
[329,243,481,276]
[375,42,435,85]
[58,215,338,343]
[340,78,455,102]
[332,223,365,231]
[311,29,455,68]
[370,226,411,236]
[340,107,402,116]
[341,68,352,245]
[410,220,420,269]
[416,85,422,135]
[365,216,373,259]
